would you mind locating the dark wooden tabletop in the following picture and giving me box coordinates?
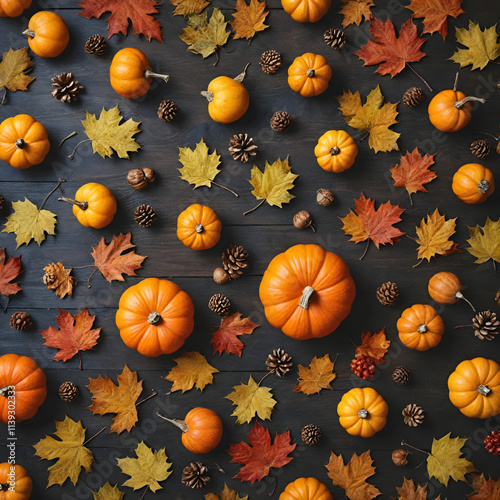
[1,0,500,499]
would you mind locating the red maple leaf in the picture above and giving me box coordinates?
[0,248,22,296]
[211,312,259,357]
[406,0,465,39]
[354,17,426,77]
[40,308,101,363]
[227,422,296,483]
[78,0,163,42]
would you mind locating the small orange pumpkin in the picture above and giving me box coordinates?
[0,0,31,17]
[281,0,332,22]
[116,278,195,357]
[177,204,222,250]
[288,53,332,97]
[452,163,495,204]
[23,11,69,58]
[448,357,500,419]
[428,271,475,310]
[314,130,358,173]
[337,387,388,438]
[0,463,32,500]
[279,477,333,500]
[397,304,445,351]
[0,114,50,169]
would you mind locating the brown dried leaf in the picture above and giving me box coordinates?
[211,312,259,356]
[165,351,219,393]
[44,262,75,299]
[171,0,209,16]
[340,0,374,28]
[293,354,336,395]
[0,47,35,99]
[406,0,464,39]
[205,484,248,500]
[0,247,22,297]
[394,477,428,499]
[355,328,390,364]
[229,0,269,41]
[467,474,500,499]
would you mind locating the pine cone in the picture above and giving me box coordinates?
[324,28,346,49]
[222,245,249,279]
[270,111,292,132]
[9,312,32,331]
[472,310,499,341]
[208,293,231,316]
[470,139,491,159]
[260,50,282,74]
[402,87,423,107]
[181,462,210,488]
[228,133,258,162]
[134,204,157,227]
[0,194,5,213]
[266,348,292,377]
[58,381,79,402]
[376,282,399,306]
[301,424,322,445]
[392,365,411,385]
[158,99,178,122]
[402,404,424,427]
[84,34,106,56]
[51,73,83,103]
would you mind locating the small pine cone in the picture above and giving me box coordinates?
[495,289,500,306]
[260,50,282,74]
[9,312,32,331]
[228,133,258,163]
[484,430,500,456]
[392,365,411,385]
[0,194,5,213]
[301,424,322,445]
[472,310,499,341]
[158,99,178,122]
[134,204,157,227]
[402,404,425,427]
[324,28,346,49]
[270,111,292,132]
[84,34,106,56]
[266,348,292,377]
[392,449,408,466]
[58,381,79,402]
[470,139,491,159]
[222,245,249,279]
[376,282,399,306]
[51,73,83,103]
[182,462,210,489]
[402,87,423,108]
[208,293,231,316]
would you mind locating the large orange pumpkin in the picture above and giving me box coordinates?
[281,0,332,22]
[116,278,195,357]
[314,130,358,173]
[288,53,332,97]
[0,463,32,500]
[279,477,333,500]
[452,163,495,204]
[177,204,222,250]
[0,0,31,17]
[23,11,69,58]
[397,304,445,351]
[259,244,355,340]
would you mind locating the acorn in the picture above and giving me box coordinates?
[293,210,315,232]
[127,168,156,190]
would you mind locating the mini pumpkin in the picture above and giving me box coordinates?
[0,114,50,169]
[314,130,358,173]
[397,304,445,351]
[0,353,47,424]
[428,271,475,310]
[0,463,32,500]
[279,477,333,500]
[448,357,500,419]
[452,163,495,204]
[0,0,31,17]
[177,204,222,250]
[116,277,195,357]
[337,387,388,438]
[288,53,332,97]
[281,0,332,22]
[23,11,69,58]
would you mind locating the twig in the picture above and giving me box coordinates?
[83,426,106,446]
[79,351,83,371]
[244,199,265,215]
[454,324,472,329]
[58,131,77,148]
[212,181,238,197]
[135,390,158,407]
[401,439,430,455]
[453,71,459,92]
[69,138,91,160]
[406,63,433,92]
[39,179,66,211]
[477,131,499,142]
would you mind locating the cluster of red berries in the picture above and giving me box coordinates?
[350,355,376,379]
[484,430,500,456]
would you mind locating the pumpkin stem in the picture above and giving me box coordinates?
[358,409,368,419]
[455,291,476,312]
[405,62,433,92]
[148,312,162,325]
[454,96,486,109]
[82,426,106,446]
[0,386,13,397]
[22,28,35,38]
[195,223,204,233]
[68,138,92,160]
[40,178,65,211]
[417,324,427,333]
[58,131,77,149]
[299,286,315,309]
[243,199,265,215]
[201,90,214,102]
[234,63,251,83]
[144,69,169,83]
[478,180,490,193]
[0,483,9,491]
[58,196,89,211]
[330,146,340,155]
[478,384,491,396]
[15,138,26,149]
[306,69,315,78]
[156,412,189,433]
[212,181,239,197]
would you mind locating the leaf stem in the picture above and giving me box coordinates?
[456,292,476,312]
[69,139,91,160]
[72,264,96,270]
[244,199,265,215]
[87,267,98,289]
[58,131,77,149]
[140,485,148,500]
[39,179,66,211]
[79,351,83,371]
[212,181,238,197]
[454,324,473,329]
[406,63,433,92]
[258,371,272,387]
[453,71,459,92]
[401,439,430,456]
[83,426,106,446]
[359,240,370,260]
[357,131,369,143]
[269,472,277,496]
[477,131,499,141]
[213,49,220,66]
[136,390,158,407]
[1,87,6,105]
[412,259,423,269]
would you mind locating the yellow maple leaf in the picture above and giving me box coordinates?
[33,416,94,487]
[205,483,249,500]
[0,47,35,103]
[165,351,219,393]
[225,375,276,424]
[293,354,336,395]
[93,482,124,500]
[229,0,269,40]
[171,0,209,16]
[466,217,500,267]
[337,85,400,153]
[86,365,144,434]
[43,262,75,298]
[340,0,374,28]
[355,328,390,364]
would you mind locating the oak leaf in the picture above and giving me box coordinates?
[406,0,464,39]
[171,0,209,16]
[211,312,259,356]
[40,308,101,362]
[467,474,500,499]
[340,0,374,28]
[3,198,56,247]
[165,351,219,393]
[466,217,500,268]
[293,354,336,395]
[227,422,296,482]
[326,450,381,500]
[355,328,390,364]
[43,262,75,299]
[78,0,162,42]
[81,105,141,159]
[0,47,35,103]
[225,375,276,424]
[91,233,146,282]
[394,478,428,500]
[116,441,172,492]
[337,86,400,152]
[230,0,269,41]
[449,21,500,70]
[87,365,143,434]
[205,483,248,500]
[0,248,22,297]
[93,483,124,500]
[33,416,94,487]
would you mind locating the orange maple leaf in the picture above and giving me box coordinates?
[467,474,500,499]
[211,312,259,356]
[293,354,336,395]
[406,0,465,39]
[340,0,374,28]
[390,148,437,204]
[229,0,269,40]
[355,328,390,364]
[0,247,22,297]
[395,478,428,499]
